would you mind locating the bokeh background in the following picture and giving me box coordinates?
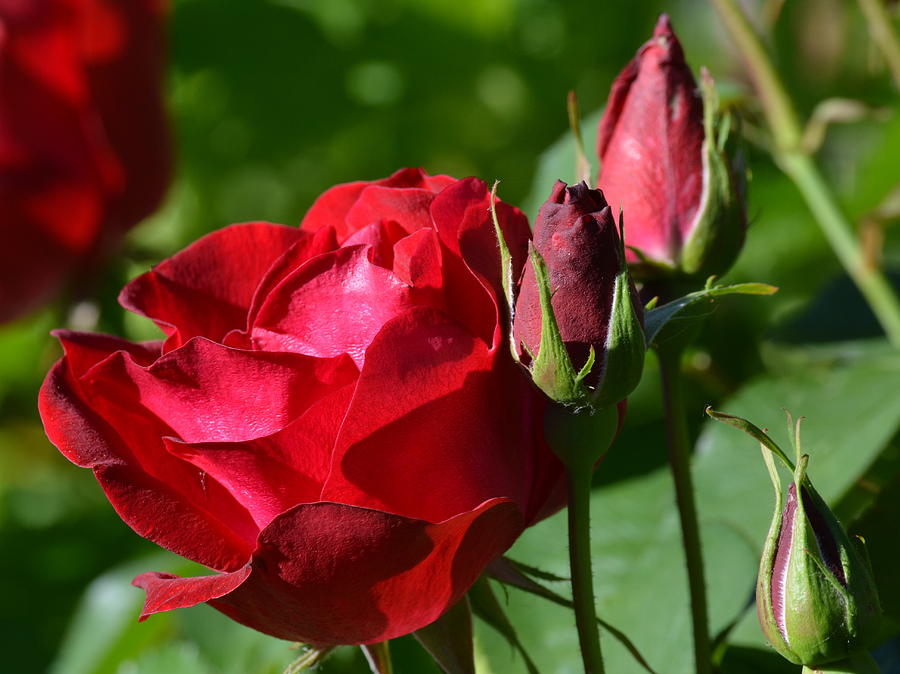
[3,0,900,672]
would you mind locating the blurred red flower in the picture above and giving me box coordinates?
[39,168,565,645]
[0,0,169,322]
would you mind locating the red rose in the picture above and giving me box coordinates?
[597,15,745,279]
[39,168,564,645]
[0,0,169,322]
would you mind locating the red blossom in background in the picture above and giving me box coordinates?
[0,0,169,322]
[39,168,566,646]
[597,15,745,279]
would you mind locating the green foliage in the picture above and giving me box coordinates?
[4,0,900,672]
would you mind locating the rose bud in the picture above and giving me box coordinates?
[758,452,881,667]
[596,14,746,281]
[0,0,170,322]
[510,180,644,412]
[40,168,567,648]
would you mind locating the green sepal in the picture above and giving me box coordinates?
[527,243,592,408]
[679,68,748,278]
[468,577,539,674]
[755,440,792,659]
[800,651,881,673]
[360,642,394,674]
[489,182,520,363]
[283,645,335,673]
[705,406,795,470]
[591,211,645,408]
[413,597,475,674]
[486,558,659,674]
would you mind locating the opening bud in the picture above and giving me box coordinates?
[597,15,747,281]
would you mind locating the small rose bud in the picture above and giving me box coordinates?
[511,180,644,410]
[758,456,881,667]
[597,14,746,280]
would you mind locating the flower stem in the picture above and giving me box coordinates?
[567,463,606,674]
[777,151,900,345]
[857,0,900,90]
[709,0,900,347]
[658,347,712,674]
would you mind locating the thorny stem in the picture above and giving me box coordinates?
[567,463,606,674]
[658,347,713,674]
[709,0,900,347]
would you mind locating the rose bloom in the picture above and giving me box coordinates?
[39,169,565,645]
[0,0,169,322]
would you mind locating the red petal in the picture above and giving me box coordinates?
[392,228,445,309]
[133,566,252,620]
[344,185,438,235]
[221,225,340,348]
[208,498,523,645]
[39,359,257,571]
[119,223,304,350]
[164,383,356,529]
[429,178,530,347]
[342,220,408,268]
[322,306,548,524]
[81,337,357,444]
[251,245,424,368]
[300,168,454,241]
[53,329,161,376]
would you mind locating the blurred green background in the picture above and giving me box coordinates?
[2,0,900,672]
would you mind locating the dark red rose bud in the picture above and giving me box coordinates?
[512,180,644,409]
[597,15,745,280]
[515,181,617,370]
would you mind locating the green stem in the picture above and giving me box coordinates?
[801,651,881,673]
[777,152,900,345]
[709,0,900,347]
[708,0,802,150]
[567,464,605,674]
[857,0,900,90]
[658,348,712,674]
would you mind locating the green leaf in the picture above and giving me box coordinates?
[48,553,191,674]
[694,346,900,653]
[479,474,758,674]
[480,346,900,673]
[122,641,212,674]
[644,282,778,349]
[50,553,297,674]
